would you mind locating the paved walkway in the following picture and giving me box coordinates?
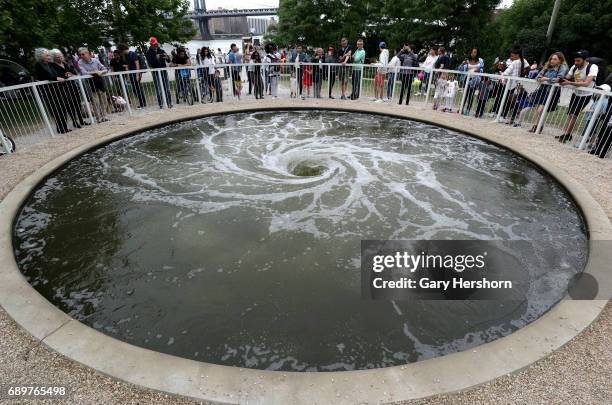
[1,99,610,404]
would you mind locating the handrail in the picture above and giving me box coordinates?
[7,63,609,97]
[0,62,610,160]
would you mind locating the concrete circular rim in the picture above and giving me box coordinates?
[0,102,610,405]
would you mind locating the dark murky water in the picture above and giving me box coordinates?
[14,110,587,371]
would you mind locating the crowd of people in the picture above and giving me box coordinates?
[29,36,612,157]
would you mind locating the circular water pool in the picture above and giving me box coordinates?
[14,110,587,372]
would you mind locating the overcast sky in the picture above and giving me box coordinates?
[191,1,514,10]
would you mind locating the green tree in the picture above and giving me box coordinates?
[483,0,612,66]
[272,0,498,63]
[107,0,195,49]
[0,0,195,67]
[0,0,60,66]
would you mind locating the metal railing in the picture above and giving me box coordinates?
[0,62,611,159]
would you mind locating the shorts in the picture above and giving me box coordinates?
[568,94,592,116]
[338,65,351,81]
[375,73,385,86]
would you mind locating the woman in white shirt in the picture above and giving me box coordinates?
[501,47,529,120]
[374,42,389,102]
[199,47,218,102]
[419,49,438,95]
[386,48,401,101]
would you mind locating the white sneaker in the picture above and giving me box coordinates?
[383,97,389,102]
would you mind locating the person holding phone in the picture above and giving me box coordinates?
[337,38,352,100]
[556,50,599,143]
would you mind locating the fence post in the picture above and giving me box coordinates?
[578,93,607,150]
[358,65,364,99]
[458,71,471,115]
[229,65,235,99]
[119,73,133,115]
[495,78,512,123]
[390,67,399,102]
[327,64,332,97]
[159,70,169,109]
[194,67,203,104]
[535,84,556,134]
[76,77,96,124]
[31,83,55,137]
[424,68,435,105]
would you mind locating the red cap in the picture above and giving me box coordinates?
[149,37,158,46]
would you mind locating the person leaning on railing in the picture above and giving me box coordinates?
[527,52,568,133]
[146,37,172,109]
[289,43,309,99]
[337,38,352,100]
[198,47,220,103]
[263,43,281,98]
[373,42,388,102]
[418,48,438,96]
[500,46,530,123]
[34,48,71,133]
[118,43,146,109]
[386,49,401,101]
[487,59,508,116]
[556,50,599,143]
[251,50,264,100]
[77,47,109,123]
[49,49,87,129]
[312,48,325,99]
[397,43,419,106]
[324,45,337,99]
[459,48,484,116]
[348,38,366,100]
[588,82,612,158]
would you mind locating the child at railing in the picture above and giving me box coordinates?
[303,65,313,98]
[474,77,491,118]
[432,72,448,110]
[443,76,458,112]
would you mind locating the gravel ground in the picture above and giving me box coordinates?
[0,99,610,404]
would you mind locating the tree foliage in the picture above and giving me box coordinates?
[478,0,612,67]
[273,0,611,69]
[0,0,195,67]
[272,0,499,61]
[107,0,195,49]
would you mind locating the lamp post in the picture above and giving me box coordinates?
[540,0,562,64]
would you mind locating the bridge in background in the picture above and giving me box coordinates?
[189,0,278,39]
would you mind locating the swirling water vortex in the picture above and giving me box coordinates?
[14,110,587,371]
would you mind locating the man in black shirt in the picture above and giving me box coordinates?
[170,46,192,104]
[337,38,352,100]
[435,47,451,69]
[397,43,419,105]
[146,37,172,108]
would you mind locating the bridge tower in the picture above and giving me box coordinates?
[194,0,213,40]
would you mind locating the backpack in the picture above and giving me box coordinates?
[266,54,281,73]
[586,57,607,86]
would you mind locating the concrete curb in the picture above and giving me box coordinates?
[0,100,610,404]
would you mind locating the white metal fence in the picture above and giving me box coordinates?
[1,63,611,159]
